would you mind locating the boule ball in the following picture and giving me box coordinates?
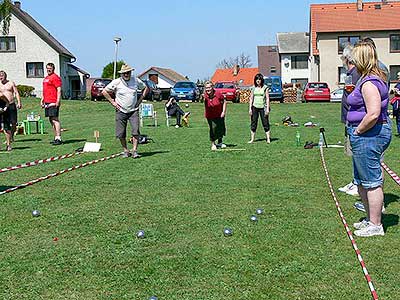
[250,215,258,222]
[32,210,41,217]
[256,208,264,215]
[136,230,145,239]
[149,296,158,300]
[223,228,233,237]
[185,104,189,108]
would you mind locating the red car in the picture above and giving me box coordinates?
[303,82,330,102]
[91,78,112,101]
[214,81,240,103]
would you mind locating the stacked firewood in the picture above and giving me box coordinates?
[283,88,298,103]
[238,89,252,103]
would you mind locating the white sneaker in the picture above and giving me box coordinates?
[353,218,369,230]
[217,143,227,149]
[345,184,359,196]
[354,222,384,237]
[338,182,354,193]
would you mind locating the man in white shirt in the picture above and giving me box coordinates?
[102,64,148,158]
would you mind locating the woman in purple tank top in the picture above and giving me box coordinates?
[346,41,392,237]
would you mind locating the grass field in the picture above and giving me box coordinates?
[1,98,399,300]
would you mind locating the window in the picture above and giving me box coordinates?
[389,65,400,82]
[338,67,347,84]
[26,62,44,78]
[0,36,16,52]
[291,55,308,69]
[338,36,360,54]
[390,35,400,52]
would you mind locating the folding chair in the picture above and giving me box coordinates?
[139,103,157,127]
[165,106,174,127]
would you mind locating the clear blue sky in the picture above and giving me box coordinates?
[19,0,376,80]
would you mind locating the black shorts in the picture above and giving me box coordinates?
[1,103,17,131]
[45,106,60,118]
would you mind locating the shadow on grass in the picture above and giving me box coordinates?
[384,193,399,207]
[140,150,169,157]
[62,139,87,145]
[0,186,15,192]
[383,214,399,230]
[11,146,31,150]
[16,138,42,142]
[254,137,279,143]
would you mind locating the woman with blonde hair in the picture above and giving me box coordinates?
[346,41,391,237]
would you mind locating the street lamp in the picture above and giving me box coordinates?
[113,36,121,80]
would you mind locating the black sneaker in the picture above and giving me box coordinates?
[52,139,62,145]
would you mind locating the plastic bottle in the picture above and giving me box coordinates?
[296,130,301,146]
[318,132,324,147]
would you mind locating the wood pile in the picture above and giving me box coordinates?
[283,88,298,103]
[238,89,252,103]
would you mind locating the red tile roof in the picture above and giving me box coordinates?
[211,68,259,86]
[310,1,400,55]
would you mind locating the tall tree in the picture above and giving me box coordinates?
[101,60,125,79]
[216,52,252,69]
[0,0,12,35]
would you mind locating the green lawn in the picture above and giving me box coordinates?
[1,99,399,300]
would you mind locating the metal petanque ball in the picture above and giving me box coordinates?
[250,215,258,222]
[185,104,189,108]
[223,228,233,237]
[136,230,145,239]
[149,296,158,300]
[256,208,264,215]
[32,210,41,217]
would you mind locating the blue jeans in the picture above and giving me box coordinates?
[347,122,391,189]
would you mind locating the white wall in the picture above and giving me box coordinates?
[280,54,310,84]
[139,70,177,89]
[0,12,61,98]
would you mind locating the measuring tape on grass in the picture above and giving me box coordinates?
[319,147,379,300]
[381,162,400,186]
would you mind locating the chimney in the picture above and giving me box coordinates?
[14,1,21,9]
[357,0,363,11]
[233,65,240,76]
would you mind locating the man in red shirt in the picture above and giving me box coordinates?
[204,81,227,150]
[41,63,62,145]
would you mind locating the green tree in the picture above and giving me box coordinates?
[0,0,12,35]
[101,60,125,79]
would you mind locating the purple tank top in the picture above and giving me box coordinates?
[346,75,389,125]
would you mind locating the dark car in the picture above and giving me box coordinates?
[142,79,162,101]
[170,81,199,102]
[91,78,112,101]
[303,82,330,102]
[264,76,283,102]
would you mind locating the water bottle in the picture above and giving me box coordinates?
[318,132,324,147]
[296,130,301,146]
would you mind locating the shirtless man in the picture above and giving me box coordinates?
[0,70,21,151]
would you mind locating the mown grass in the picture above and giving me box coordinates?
[0,98,399,300]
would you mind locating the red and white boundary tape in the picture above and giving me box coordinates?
[319,147,379,300]
[0,151,82,174]
[0,152,122,196]
[381,162,400,186]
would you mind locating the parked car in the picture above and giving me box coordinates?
[330,88,344,102]
[142,79,162,101]
[264,76,283,102]
[214,81,240,103]
[303,82,330,102]
[170,81,199,102]
[91,78,112,101]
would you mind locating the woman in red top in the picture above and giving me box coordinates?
[204,81,227,151]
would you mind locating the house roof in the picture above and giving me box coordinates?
[67,63,90,77]
[11,4,75,59]
[138,67,187,83]
[310,1,400,55]
[211,67,259,86]
[277,32,309,54]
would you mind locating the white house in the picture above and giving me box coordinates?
[277,32,310,87]
[138,66,187,90]
[0,1,89,99]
